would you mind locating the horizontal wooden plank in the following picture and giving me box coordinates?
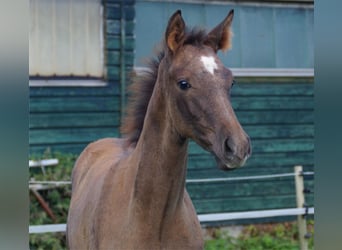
[107,67,120,80]
[234,77,313,84]
[244,124,314,139]
[192,195,298,214]
[236,110,313,125]
[30,84,120,97]
[30,96,120,113]
[29,110,313,144]
[29,81,313,97]
[231,83,313,96]
[105,5,135,20]
[187,151,313,170]
[188,138,313,155]
[30,127,119,145]
[107,51,135,65]
[29,112,120,129]
[106,35,135,50]
[231,96,313,110]
[107,66,133,81]
[189,180,296,200]
[194,194,314,214]
[188,151,314,170]
[251,138,314,153]
[106,20,134,35]
[193,195,314,214]
[187,179,314,199]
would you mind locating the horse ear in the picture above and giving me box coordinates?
[205,9,234,53]
[165,10,186,53]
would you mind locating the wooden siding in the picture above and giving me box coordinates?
[29,78,314,221]
[186,78,314,217]
[29,0,314,223]
[29,77,315,220]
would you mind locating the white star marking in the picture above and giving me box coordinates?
[200,56,218,75]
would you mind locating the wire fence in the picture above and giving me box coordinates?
[29,171,314,186]
[29,167,314,235]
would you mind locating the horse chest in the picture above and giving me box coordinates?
[93,195,203,250]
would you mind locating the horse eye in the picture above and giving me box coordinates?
[178,80,191,90]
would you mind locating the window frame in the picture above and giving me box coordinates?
[29,0,106,87]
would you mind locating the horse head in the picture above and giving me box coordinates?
[160,10,252,170]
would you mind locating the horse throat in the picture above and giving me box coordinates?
[130,85,189,229]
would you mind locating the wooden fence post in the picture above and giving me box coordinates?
[294,165,308,250]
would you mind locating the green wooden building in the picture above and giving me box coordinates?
[29,0,314,224]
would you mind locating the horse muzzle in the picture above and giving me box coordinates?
[216,135,252,171]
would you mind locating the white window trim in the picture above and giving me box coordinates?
[29,79,108,87]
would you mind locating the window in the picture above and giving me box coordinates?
[29,0,104,83]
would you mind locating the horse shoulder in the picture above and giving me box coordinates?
[68,138,132,249]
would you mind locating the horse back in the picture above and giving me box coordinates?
[71,138,128,188]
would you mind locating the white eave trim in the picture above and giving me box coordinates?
[29,79,108,87]
[29,68,314,87]
[138,1,314,9]
[231,68,314,77]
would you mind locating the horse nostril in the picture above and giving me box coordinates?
[225,136,251,159]
[247,136,252,156]
[225,138,235,155]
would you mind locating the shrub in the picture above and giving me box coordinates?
[29,151,77,250]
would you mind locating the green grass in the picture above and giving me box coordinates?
[204,221,314,250]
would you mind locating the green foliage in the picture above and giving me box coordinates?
[30,233,66,250]
[307,219,315,249]
[204,221,314,250]
[29,150,77,250]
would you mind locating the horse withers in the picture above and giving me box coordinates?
[67,9,251,250]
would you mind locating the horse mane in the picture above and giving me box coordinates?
[120,28,207,144]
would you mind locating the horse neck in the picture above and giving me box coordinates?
[130,78,189,223]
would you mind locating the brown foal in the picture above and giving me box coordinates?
[67,9,251,250]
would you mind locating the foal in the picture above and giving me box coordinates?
[67,9,251,249]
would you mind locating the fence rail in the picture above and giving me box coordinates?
[29,206,314,234]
